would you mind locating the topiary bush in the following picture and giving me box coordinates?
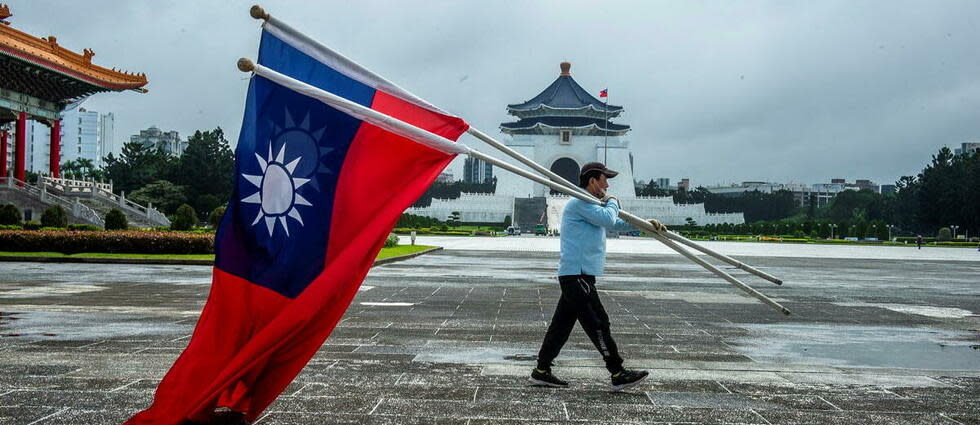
[40,205,68,228]
[67,224,100,231]
[0,203,21,225]
[104,208,128,231]
[170,204,198,231]
[22,221,41,230]
[938,227,952,241]
[208,205,226,229]
[383,233,399,248]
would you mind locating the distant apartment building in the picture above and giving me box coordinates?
[706,178,882,207]
[436,171,454,183]
[880,184,897,195]
[677,178,690,192]
[655,177,670,189]
[463,157,493,183]
[131,126,185,156]
[953,142,980,156]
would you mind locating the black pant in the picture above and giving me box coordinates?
[536,274,624,374]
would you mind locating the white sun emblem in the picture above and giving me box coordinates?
[241,143,312,237]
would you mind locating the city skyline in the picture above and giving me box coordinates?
[6,0,979,186]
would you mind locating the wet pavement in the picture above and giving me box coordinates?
[1,242,978,424]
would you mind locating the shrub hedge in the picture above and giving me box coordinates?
[105,208,128,230]
[171,204,198,231]
[383,233,399,248]
[0,230,214,254]
[0,204,20,225]
[41,205,68,228]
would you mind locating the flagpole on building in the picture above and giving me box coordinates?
[239,59,789,315]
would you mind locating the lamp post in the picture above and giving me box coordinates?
[887,224,895,242]
[829,224,838,239]
[871,224,877,241]
[951,225,959,240]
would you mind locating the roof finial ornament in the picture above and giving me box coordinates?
[560,61,571,76]
[0,4,11,22]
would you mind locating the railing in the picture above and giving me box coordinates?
[40,176,170,226]
[42,176,113,195]
[1,175,104,227]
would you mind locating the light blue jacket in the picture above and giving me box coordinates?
[558,197,632,277]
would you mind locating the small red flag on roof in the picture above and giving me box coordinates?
[599,88,608,98]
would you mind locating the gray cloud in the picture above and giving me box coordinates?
[9,0,979,187]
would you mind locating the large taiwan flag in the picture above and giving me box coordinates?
[125,27,468,425]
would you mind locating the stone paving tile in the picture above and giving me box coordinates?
[756,410,964,424]
[0,406,63,425]
[373,399,566,421]
[29,409,132,425]
[645,391,786,410]
[255,412,467,424]
[565,404,766,423]
[947,414,980,425]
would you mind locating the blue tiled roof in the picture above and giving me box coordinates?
[507,76,623,112]
[500,116,629,131]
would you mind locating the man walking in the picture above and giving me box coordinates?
[530,162,666,392]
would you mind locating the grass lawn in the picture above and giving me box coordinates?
[0,245,437,262]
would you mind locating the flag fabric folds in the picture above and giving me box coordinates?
[599,88,608,98]
[125,27,468,425]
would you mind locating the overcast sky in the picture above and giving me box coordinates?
[9,0,980,187]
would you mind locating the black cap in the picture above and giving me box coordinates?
[579,162,618,187]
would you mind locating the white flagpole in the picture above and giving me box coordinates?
[603,90,608,164]
[246,6,783,287]
[237,59,790,315]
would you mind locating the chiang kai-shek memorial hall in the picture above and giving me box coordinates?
[408,62,744,231]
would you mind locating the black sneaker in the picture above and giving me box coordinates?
[529,368,568,387]
[610,369,648,392]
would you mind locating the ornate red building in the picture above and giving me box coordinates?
[0,4,147,180]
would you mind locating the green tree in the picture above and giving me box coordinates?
[938,227,952,241]
[40,205,68,228]
[173,128,235,217]
[103,141,177,194]
[171,204,198,231]
[104,208,128,230]
[60,158,104,180]
[0,204,21,225]
[396,213,441,228]
[129,180,188,215]
[208,205,227,229]
[891,148,979,236]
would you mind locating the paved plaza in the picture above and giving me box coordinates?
[1,238,979,424]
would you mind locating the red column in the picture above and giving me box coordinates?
[0,130,7,178]
[50,119,61,178]
[15,112,26,182]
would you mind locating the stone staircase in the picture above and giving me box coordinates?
[0,175,103,227]
[39,177,170,228]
